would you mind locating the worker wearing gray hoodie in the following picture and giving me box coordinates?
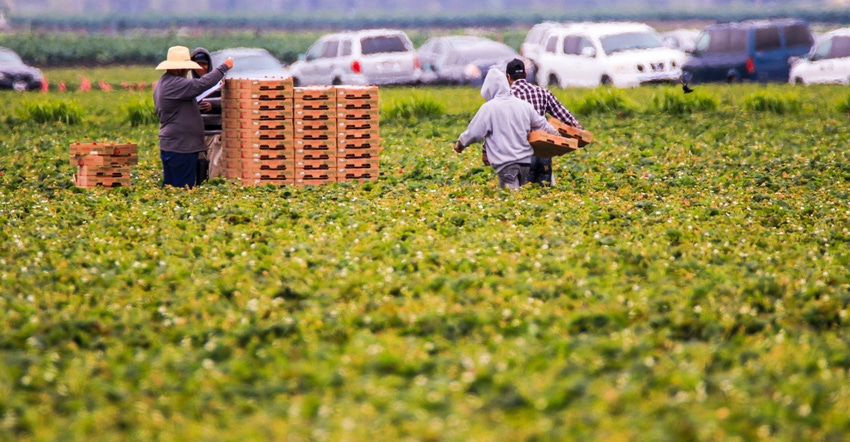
[454,67,558,189]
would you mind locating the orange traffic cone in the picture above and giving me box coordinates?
[80,77,91,92]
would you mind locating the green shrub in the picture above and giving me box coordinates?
[653,88,718,115]
[384,93,446,122]
[123,98,158,126]
[574,88,637,116]
[16,99,84,124]
[743,91,801,114]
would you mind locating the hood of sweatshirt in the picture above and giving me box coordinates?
[480,67,510,101]
[190,47,212,78]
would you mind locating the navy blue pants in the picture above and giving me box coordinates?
[160,151,198,189]
[529,156,553,186]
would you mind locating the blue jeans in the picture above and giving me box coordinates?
[496,163,530,190]
[529,156,553,185]
[161,151,198,189]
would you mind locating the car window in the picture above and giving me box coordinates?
[306,41,327,61]
[545,36,558,53]
[811,38,832,61]
[579,38,594,56]
[341,40,352,57]
[226,54,283,75]
[702,29,748,54]
[323,40,339,58]
[784,24,814,47]
[829,36,850,59]
[600,31,663,55]
[360,36,408,55]
[755,27,781,51]
[563,36,581,55]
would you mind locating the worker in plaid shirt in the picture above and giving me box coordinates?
[504,58,583,186]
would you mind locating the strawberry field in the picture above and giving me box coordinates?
[2,74,850,440]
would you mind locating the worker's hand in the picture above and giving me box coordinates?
[482,152,490,166]
[453,141,464,153]
[224,57,234,69]
[198,101,212,112]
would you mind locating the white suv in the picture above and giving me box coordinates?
[534,22,686,88]
[290,29,421,86]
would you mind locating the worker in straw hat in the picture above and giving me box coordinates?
[153,46,233,189]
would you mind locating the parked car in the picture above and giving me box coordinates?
[210,47,289,80]
[661,29,701,53]
[418,36,535,86]
[534,22,686,88]
[681,19,814,84]
[289,29,420,86]
[0,47,44,91]
[789,28,850,85]
[520,22,563,70]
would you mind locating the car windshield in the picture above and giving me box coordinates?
[456,44,517,63]
[360,36,408,55]
[830,36,850,58]
[0,50,22,64]
[600,32,663,55]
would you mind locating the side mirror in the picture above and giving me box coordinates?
[581,47,596,58]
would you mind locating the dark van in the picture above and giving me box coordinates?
[682,19,814,84]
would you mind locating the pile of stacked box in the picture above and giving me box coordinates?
[70,142,138,188]
[221,78,381,186]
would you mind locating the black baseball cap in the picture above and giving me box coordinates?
[506,58,525,76]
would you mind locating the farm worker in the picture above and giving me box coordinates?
[190,47,225,184]
[153,45,232,189]
[505,58,584,186]
[453,67,558,190]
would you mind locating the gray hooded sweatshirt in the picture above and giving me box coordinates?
[457,67,557,172]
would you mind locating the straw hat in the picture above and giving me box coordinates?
[156,46,202,70]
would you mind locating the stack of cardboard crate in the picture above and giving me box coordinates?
[221,78,295,186]
[70,142,137,188]
[527,118,594,158]
[335,86,381,183]
[222,80,381,186]
[293,86,338,185]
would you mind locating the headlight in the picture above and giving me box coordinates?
[464,64,482,80]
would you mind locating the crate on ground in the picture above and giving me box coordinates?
[70,142,137,189]
[528,130,579,158]
[295,139,336,155]
[546,117,593,147]
[223,107,293,121]
[338,171,379,183]
[335,85,379,102]
[225,78,293,92]
[338,138,381,155]
[295,169,337,185]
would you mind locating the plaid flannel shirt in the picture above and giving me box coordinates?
[510,79,583,130]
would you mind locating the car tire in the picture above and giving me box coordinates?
[727,73,739,83]
[332,78,342,86]
[793,77,804,85]
[292,77,301,87]
[601,75,613,86]
[547,73,559,88]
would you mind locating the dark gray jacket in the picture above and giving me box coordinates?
[153,64,229,154]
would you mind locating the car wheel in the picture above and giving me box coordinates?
[332,78,342,86]
[727,73,739,83]
[292,77,301,87]
[547,73,559,88]
[601,75,613,86]
[794,77,804,85]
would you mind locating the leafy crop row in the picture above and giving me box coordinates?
[2,81,850,440]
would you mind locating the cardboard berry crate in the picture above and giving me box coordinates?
[221,138,293,151]
[546,117,593,147]
[74,153,138,167]
[294,169,337,185]
[335,85,379,101]
[226,157,295,169]
[74,175,132,188]
[224,89,293,101]
[296,157,337,170]
[338,120,376,131]
[295,140,336,155]
[228,119,293,131]
[69,142,137,157]
[338,151,379,160]
[76,165,130,178]
[338,171,378,183]
[223,107,293,121]
[337,157,380,171]
[222,100,292,111]
[295,127,337,139]
[294,86,336,102]
[337,100,378,111]
[337,108,379,121]
[337,138,381,151]
[224,149,295,161]
[527,130,579,158]
[294,108,338,120]
[338,127,381,140]
[295,119,334,132]
[237,170,295,180]
[293,101,333,112]
[225,78,293,91]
